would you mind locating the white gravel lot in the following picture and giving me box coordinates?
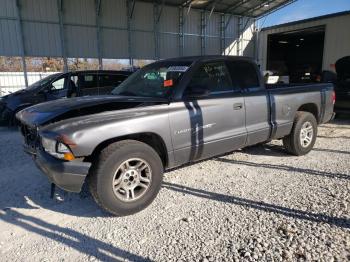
[0,119,349,262]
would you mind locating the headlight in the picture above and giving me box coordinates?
[41,137,56,154]
[41,136,75,160]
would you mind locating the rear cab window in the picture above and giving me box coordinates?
[184,61,238,97]
[226,61,261,91]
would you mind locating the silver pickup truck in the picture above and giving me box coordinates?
[17,56,335,216]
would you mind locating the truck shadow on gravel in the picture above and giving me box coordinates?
[162,182,350,229]
[215,157,350,181]
[243,143,350,156]
[0,209,151,262]
[317,135,350,139]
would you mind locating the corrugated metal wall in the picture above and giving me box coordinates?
[258,13,350,71]
[0,0,256,61]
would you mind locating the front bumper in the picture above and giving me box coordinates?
[25,145,91,192]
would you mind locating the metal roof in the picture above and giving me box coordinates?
[140,0,295,17]
[262,10,350,30]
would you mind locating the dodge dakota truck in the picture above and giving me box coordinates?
[16,56,335,216]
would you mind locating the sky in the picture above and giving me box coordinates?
[260,0,350,28]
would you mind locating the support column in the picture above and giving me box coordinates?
[15,0,28,88]
[57,0,68,72]
[220,14,225,55]
[237,16,243,56]
[200,11,206,56]
[153,2,160,60]
[179,7,184,57]
[95,0,103,69]
[126,0,135,67]
[253,18,259,63]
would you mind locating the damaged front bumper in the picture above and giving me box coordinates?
[24,145,91,193]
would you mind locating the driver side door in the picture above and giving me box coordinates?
[169,61,247,166]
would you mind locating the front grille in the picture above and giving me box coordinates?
[21,124,40,148]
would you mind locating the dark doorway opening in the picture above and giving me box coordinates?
[266,26,325,83]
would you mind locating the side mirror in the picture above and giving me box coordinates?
[185,85,210,99]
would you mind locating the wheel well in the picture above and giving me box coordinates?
[87,133,168,168]
[297,103,319,123]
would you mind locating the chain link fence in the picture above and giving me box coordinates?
[0,72,60,96]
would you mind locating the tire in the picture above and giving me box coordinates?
[88,140,163,216]
[282,111,318,156]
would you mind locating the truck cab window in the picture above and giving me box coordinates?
[227,61,260,89]
[185,62,234,97]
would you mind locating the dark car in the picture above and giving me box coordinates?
[0,70,132,125]
[334,56,350,115]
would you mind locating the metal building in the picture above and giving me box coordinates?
[0,0,293,73]
[258,10,350,81]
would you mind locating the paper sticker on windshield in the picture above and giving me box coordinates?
[168,66,189,72]
[163,79,173,87]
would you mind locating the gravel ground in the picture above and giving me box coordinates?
[0,119,349,261]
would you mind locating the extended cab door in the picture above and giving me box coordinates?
[227,60,270,146]
[169,61,247,165]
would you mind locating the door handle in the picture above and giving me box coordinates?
[233,103,243,110]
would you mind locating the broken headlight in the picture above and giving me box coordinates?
[41,136,75,160]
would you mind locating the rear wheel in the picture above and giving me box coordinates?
[88,140,163,216]
[283,111,317,156]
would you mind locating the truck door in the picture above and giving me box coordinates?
[169,61,247,165]
[227,61,270,146]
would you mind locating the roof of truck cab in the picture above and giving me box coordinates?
[160,55,256,63]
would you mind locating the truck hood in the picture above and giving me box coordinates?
[16,95,168,127]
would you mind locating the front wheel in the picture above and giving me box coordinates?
[88,140,163,216]
[283,111,317,156]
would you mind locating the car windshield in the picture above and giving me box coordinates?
[112,61,192,98]
[26,73,62,91]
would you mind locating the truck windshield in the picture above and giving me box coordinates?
[112,61,192,98]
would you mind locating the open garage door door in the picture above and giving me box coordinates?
[266,26,325,83]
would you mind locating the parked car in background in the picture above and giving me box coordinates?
[17,56,335,216]
[0,70,132,125]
